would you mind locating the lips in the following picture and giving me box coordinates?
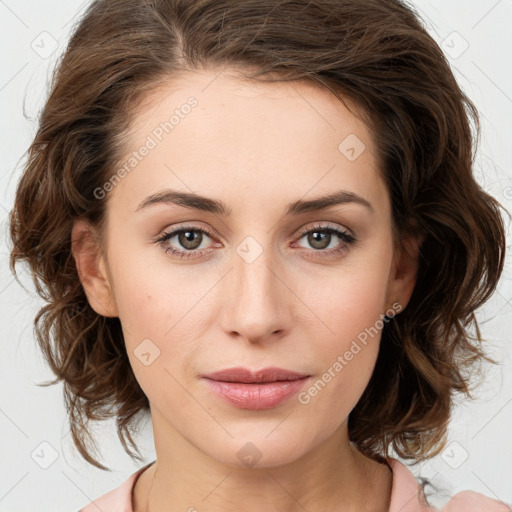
[201,367,311,409]
[201,366,310,383]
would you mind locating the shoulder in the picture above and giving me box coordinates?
[388,458,511,512]
[77,462,154,512]
[442,490,511,511]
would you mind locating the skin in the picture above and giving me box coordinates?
[72,68,420,512]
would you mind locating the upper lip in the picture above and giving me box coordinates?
[201,367,310,383]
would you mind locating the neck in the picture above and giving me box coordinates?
[134,411,393,512]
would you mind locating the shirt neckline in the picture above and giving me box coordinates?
[130,460,156,511]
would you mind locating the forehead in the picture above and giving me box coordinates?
[129,68,373,147]
[109,68,387,216]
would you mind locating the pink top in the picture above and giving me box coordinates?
[79,458,510,512]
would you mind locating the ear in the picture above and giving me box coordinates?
[386,232,424,313]
[71,218,118,317]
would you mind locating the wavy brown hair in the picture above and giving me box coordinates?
[9,0,507,471]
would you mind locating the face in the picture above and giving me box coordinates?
[73,68,418,469]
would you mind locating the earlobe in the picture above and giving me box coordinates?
[71,219,118,317]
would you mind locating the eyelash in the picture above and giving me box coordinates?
[155,223,357,260]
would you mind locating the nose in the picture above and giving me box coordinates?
[219,238,293,345]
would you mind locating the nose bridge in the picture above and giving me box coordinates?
[222,234,290,342]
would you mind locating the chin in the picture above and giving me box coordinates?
[199,432,316,470]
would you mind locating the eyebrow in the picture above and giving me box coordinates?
[135,188,374,215]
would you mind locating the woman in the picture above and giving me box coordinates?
[9,0,510,510]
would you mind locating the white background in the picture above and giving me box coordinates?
[1,1,511,510]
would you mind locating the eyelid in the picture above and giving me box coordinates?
[295,221,355,239]
[154,221,354,242]
[154,220,357,259]
[154,222,216,241]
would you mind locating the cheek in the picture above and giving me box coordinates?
[302,248,392,350]
[295,247,392,414]
[299,290,386,429]
[112,275,169,340]
[107,239,189,337]
[116,278,194,406]
[106,246,209,389]
[332,272,389,342]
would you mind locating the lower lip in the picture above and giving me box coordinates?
[202,377,310,410]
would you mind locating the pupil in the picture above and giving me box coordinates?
[180,231,201,249]
[310,231,329,249]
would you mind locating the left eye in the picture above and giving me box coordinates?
[155,224,357,259]
[295,225,357,252]
[156,226,214,258]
